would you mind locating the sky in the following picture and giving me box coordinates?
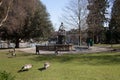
[40,0,113,30]
[41,0,69,31]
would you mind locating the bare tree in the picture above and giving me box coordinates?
[62,0,88,46]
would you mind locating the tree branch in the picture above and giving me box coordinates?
[0,0,13,27]
[0,0,3,6]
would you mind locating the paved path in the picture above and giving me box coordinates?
[16,46,112,54]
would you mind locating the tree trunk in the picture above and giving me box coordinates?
[15,38,20,48]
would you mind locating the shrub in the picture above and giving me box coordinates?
[0,71,15,80]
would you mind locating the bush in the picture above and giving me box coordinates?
[0,71,15,80]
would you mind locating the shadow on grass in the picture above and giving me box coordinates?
[17,69,29,73]
[38,67,46,71]
[80,54,120,65]
[30,52,120,65]
[30,54,75,62]
[15,52,34,57]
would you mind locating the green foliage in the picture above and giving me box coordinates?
[28,5,53,39]
[0,0,53,47]
[0,71,15,80]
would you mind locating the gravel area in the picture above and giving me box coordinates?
[16,46,112,54]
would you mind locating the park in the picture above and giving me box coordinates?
[0,0,120,80]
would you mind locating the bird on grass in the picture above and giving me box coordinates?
[38,62,50,71]
[19,64,33,72]
[9,50,16,56]
[44,62,50,69]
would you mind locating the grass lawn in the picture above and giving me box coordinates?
[94,44,120,49]
[0,50,120,80]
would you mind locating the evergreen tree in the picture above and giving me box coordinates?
[0,0,53,48]
[109,0,120,43]
[87,0,109,43]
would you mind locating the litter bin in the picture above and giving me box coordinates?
[90,39,93,46]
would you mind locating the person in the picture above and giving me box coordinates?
[36,45,40,54]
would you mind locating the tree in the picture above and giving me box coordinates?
[62,0,88,46]
[0,0,13,27]
[0,0,38,48]
[109,0,120,43]
[0,0,53,48]
[87,0,109,43]
[21,1,53,40]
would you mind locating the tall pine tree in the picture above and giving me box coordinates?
[109,0,120,43]
[87,0,109,43]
